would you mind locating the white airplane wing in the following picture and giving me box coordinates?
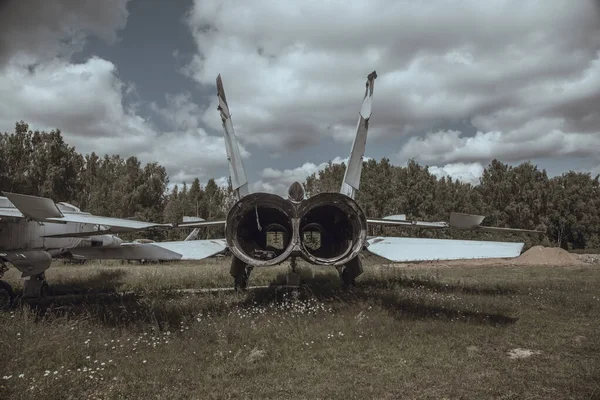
[69,239,227,260]
[0,192,170,233]
[365,212,542,262]
[366,236,524,262]
[44,213,170,232]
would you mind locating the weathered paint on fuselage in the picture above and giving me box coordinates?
[0,217,84,253]
[0,196,118,255]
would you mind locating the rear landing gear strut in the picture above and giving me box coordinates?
[337,256,364,287]
[0,281,14,310]
[230,256,253,291]
[23,273,49,299]
[0,262,14,310]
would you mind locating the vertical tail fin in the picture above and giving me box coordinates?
[216,74,249,200]
[340,71,377,199]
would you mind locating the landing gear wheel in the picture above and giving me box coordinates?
[0,280,14,311]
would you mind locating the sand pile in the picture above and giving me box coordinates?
[514,245,583,266]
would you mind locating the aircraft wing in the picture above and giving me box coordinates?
[1,192,171,233]
[69,239,228,261]
[364,212,542,263]
[367,212,544,234]
[366,236,524,262]
[44,213,170,232]
[0,208,25,219]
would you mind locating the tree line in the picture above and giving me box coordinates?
[0,122,233,241]
[1,122,599,249]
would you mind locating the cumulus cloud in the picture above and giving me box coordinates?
[0,58,147,148]
[399,125,600,165]
[0,0,130,67]
[428,163,485,185]
[0,0,238,188]
[3,0,600,196]
[183,0,600,171]
[0,57,233,184]
[148,93,249,183]
[252,157,349,196]
[0,0,141,156]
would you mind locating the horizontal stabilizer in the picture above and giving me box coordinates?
[449,212,485,230]
[384,214,406,221]
[183,216,204,223]
[449,212,544,233]
[477,225,545,234]
[367,218,448,229]
[177,219,226,229]
[2,192,63,219]
[69,239,227,261]
[368,212,544,234]
[366,236,524,263]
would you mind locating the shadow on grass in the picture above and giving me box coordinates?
[358,274,518,296]
[13,270,516,329]
[46,269,129,296]
[240,282,518,327]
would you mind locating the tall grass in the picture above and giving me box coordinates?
[1,258,599,399]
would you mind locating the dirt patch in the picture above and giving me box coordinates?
[514,246,584,266]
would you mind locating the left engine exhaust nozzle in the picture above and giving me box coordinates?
[225,193,296,266]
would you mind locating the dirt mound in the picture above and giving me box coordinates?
[515,246,584,266]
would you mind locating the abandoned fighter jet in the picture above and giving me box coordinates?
[0,195,227,306]
[0,194,175,306]
[69,71,542,290]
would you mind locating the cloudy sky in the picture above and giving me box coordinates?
[1,0,599,195]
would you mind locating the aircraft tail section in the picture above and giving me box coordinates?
[340,71,377,199]
[1,192,64,219]
[217,74,249,200]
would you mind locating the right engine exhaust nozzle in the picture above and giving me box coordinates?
[297,193,367,266]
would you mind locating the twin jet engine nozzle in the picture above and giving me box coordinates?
[225,183,367,267]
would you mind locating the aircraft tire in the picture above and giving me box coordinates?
[0,280,15,311]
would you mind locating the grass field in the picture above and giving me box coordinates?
[1,257,599,399]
